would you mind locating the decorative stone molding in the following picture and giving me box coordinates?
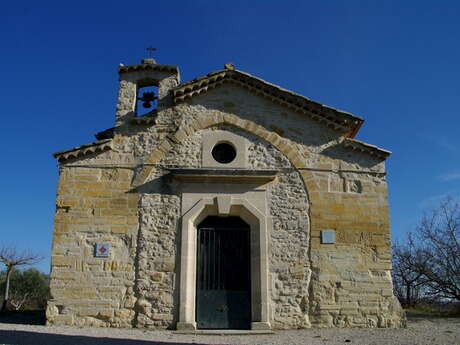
[170,168,278,184]
[216,195,231,215]
[202,130,248,168]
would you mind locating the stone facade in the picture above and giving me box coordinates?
[47,58,405,329]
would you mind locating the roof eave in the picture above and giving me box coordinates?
[53,139,113,163]
[118,63,179,74]
[343,138,391,160]
[347,119,364,139]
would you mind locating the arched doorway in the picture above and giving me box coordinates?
[196,216,251,329]
[177,196,271,331]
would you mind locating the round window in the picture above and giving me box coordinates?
[212,143,237,164]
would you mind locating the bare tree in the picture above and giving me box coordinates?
[414,197,460,300]
[0,246,43,311]
[392,235,429,306]
[393,196,460,304]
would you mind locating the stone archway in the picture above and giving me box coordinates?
[176,196,271,331]
[133,113,319,196]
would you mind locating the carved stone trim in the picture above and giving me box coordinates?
[178,196,271,330]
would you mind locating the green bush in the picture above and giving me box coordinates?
[0,268,49,310]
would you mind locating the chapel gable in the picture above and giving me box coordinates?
[47,58,404,330]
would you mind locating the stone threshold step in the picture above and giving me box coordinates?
[174,329,275,335]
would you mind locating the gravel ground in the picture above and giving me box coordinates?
[0,317,459,345]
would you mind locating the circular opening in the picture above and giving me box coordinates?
[212,142,237,164]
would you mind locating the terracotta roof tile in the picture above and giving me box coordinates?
[53,139,113,163]
[343,138,391,159]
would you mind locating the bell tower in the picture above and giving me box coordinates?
[115,58,180,126]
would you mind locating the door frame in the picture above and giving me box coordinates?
[177,196,271,330]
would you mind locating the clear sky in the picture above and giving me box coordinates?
[1,1,459,273]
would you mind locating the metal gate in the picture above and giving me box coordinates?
[196,217,251,329]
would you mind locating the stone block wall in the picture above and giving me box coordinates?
[160,85,404,328]
[128,126,313,329]
[48,77,404,329]
[47,153,139,327]
[307,175,404,327]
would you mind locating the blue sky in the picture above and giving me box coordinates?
[1,1,459,273]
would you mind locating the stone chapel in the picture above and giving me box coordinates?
[47,58,405,330]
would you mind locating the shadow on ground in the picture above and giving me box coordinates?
[0,329,196,345]
[0,311,46,325]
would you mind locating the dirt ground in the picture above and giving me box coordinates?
[0,314,459,345]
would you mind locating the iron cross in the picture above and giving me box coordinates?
[146,47,157,58]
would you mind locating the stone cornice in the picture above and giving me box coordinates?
[169,168,278,184]
[343,138,391,159]
[172,69,364,138]
[53,139,113,163]
[118,63,179,74]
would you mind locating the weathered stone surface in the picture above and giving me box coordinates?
[47,60,404,329]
